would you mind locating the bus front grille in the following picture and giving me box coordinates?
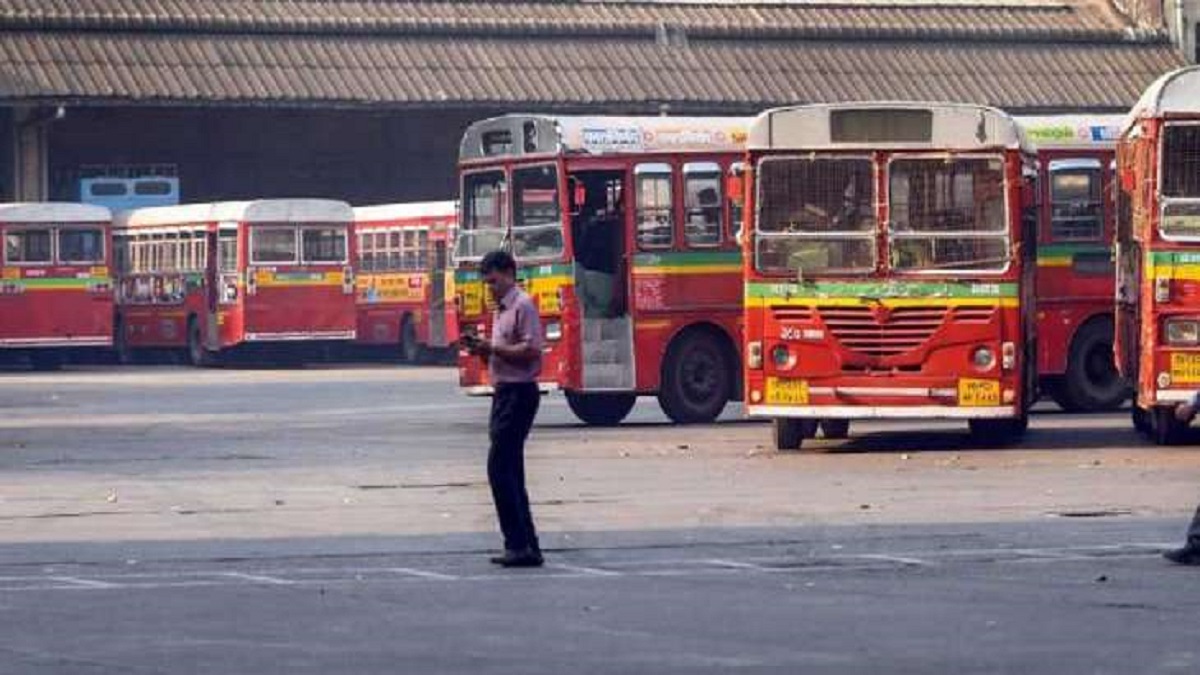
[818,305,947,356]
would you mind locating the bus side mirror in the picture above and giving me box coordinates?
[726,173,745,207]
[569,178,586,216]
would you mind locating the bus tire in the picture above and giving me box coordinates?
[1059,318,1127,412]
[819,419,850,439]
[187,317,216,368]
[399,315,421,364]
[566,391,637,426]
[774,418,818,451]
[658,329,732,424]
[1151,406,1184,446]
[968,415,1028,445]
[29,351,63,372]
[1132,404,1152,436]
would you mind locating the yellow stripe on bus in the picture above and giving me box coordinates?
[1151,264,1200,281]
[632,266,741,276]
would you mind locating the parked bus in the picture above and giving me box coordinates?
[113,199,356,366]
[354,201,459,362]
[741,102,1037,450]
[0,202,113,369]
[1115,65,1200,444]
[455,115,749,425]
[1017,115,1128,411]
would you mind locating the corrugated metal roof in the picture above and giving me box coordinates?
[0,0,1185,112]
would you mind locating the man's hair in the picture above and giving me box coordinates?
[480,249,517,275]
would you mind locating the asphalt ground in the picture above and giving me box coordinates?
[1,364,1198,673]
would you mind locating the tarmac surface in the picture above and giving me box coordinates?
[1,364,1198,673]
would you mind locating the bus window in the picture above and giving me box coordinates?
[5,229,52,264]
[458,170,506,260]
[512,164,564,260]
[683,162,722,247]
[58,228,105,264]
[217,232,237,272]
[301,227,347,264]
[636,163,674,249]
[890,156,1008,272]
[252,228,297,264]
[1160,124,1200,239]
[755,157,875,274]
[1048,160,1103,241]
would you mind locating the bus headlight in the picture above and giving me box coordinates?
[545,321,562,341]
[1001,342,1016,371]
[1165,318,1200,346]
[971,346,997,372]
[772,344,796,370]
[747,341,763,369]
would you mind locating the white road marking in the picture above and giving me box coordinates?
[46,576,120,589]
[848,554,928,566]
[219,572,296,586]
[548,563,622,577]
[386,567,458,581]
[705,559,770,571]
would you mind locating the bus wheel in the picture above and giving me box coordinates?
[29,351,63,372]
[1059,319,1127,412]
[773,418,818,451]
[1132,405,1152,436]
[565,392,636,426]
[819,419,850,439]
[1150,406,1185,446]
[968,415,1028,445]
[658,331,731,424]
[399,316,421,364]
[187,318,215,368]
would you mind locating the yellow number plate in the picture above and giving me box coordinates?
[766,377,809,405]
[460,282,483,317]
[958,378,1000,407]
[1170,353,1200,384]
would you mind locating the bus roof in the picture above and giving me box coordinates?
[748,102,1030,152]
[1015,114,1124,150]
[1123,66,1200,135]
[353,201,457,223]
[115,199,354,229]
[0,202,111,223]
[460,114,750,162]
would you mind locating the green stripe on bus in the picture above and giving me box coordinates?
[633,251,742,267]
[1150,251,1200,265]
[745,280,1018,299]
[7,277,107,289]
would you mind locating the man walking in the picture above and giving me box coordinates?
[1164,393,1200,565]
[463,250,544,568]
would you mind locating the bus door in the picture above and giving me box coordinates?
[205,230,221,348]
[569,169,635,390]
[429,237,449,347]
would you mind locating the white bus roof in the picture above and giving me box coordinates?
[460,114,750,161]
[749,102,1030,152]
[115,199,354,229]
[0,202,111,223]
[1015,115,1125,150]
[353,201,457,223]
[1125,66,1200,131]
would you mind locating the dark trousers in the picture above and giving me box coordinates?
[488,382,541,552]
[1187,503,1200,545]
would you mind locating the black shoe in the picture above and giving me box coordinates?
[1162,544,1200,566]
[491,548,543,568]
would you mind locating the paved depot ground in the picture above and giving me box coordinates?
[1,366,1198,673]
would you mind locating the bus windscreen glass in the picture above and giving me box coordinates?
[512,164,564,260]
[755,157,876,274]
[456,170,506,260]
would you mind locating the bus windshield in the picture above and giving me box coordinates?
[456,170,507,260]
[889,156,1009,272]
[1160,125,1200,239]
[512,164,564,260]
[755,156,876,274]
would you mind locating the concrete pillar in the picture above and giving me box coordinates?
[13,105,58,202]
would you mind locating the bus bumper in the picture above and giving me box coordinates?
[0,336,112,348]
[746,405,1015,419]
[462,383,560,397]
[1154,390,1194,404]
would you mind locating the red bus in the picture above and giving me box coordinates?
[1018,115,1129,411]
[741,102,1037,450]
[113,199,357,366]
[353,201,459,362]
[0,202,113,370]
[1115,66,1200,444]
[455,115,749,425]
